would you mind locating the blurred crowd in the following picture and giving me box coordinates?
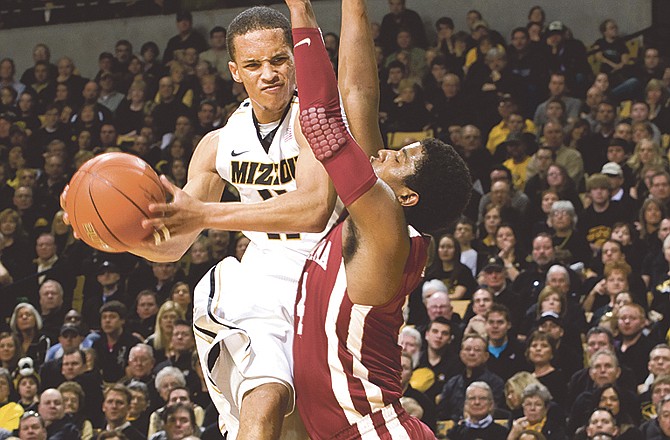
[0,1,668,439]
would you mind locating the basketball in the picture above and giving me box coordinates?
[63,152,168,253]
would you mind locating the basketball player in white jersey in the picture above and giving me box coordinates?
[73,4,382,440]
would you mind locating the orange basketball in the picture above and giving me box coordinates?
[63,152,168,253]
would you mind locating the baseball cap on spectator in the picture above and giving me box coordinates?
[60,323,84,337]
[601,162,623,177]
[176,10,193,22]
[547,21,565,34]
[538,310,562,327]
[502,132,524,147]
[97,260,119,275]
[471,20,489,31]
[482,256,505,273]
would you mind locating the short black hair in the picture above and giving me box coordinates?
[511,27,529,39]
[227,7,292,62]
[99,300,127,320]
[210,26,226,38]
[140,41,159,57]
[404,139,471,233]
[435,17,454,30]
[387,60,406,73]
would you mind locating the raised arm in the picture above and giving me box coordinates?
[289,0,410,304]
[338,0,383,156]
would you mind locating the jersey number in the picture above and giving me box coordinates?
[257,189,301,240]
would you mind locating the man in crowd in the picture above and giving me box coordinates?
[199,26,232,81]
[92,301,141,383]
[102,384,145,440]
[485,304,525,381]
[38,389,79,438]
[413,317,461,403]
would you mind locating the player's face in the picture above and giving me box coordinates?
[228,28,295,124]
[370,143,424,202]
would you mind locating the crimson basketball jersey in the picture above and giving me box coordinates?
[293,220,430,439]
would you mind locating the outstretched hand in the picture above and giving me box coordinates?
[59,185,79,239]
[141,175,206,239]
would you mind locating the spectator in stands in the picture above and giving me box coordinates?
[163,11,207,65]
[38,280,65,343]
[534,72,582,128]
[438,334,505,421]
[593,19,631,80]
[581,173,624,253]
[527,119,585,186]
[640,344,670,395]
[38,388,79,438]
[580,101,618,175]
[505,372,541,416]
[485,304,526,382]
[574,408,620,440]
[431,74,472,137]
[524,329,567,408]
[399,351,435,432]
[641,394,670,437]
[152,77,190,137]
[12,186,49,239]
[153,320,196,391]
[507,26,547,115]
[0,332,21,374]
[44,323,86,363]
[199,26,231,81]
[97,72,124,113]
[82,261,126,331]
[57,381,92,439]
[149,401,197,440]
[487,95,535,155]
[542,21,591,96]
[640,375,670,422]
[591,384,643,438]
[11,303,49,368]
[602,162,639,222]
[617,303,656,386]
[0,58,25,100]
[398,326,421,367]
[101,384,144,440]
[447,381,509,438]
[153,367,186,411]
[455,125,493,193]
[92,301,141,383]
[146,301,184,365]
[127,382,151,436]
[384,30,427,81]
[509,382,566,440]
[480,257,522,329]
[17,411,48,440]
[426,234,477,300]
[414,316,460,403]
[378,0,427,56]
[127,290,159,341]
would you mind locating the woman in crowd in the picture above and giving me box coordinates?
[628,139,666,199]
[145,301,183,365]
[115,80,151,136]
[532,190,559,235]
[637,198,666,247]
[58,381,93,440]
[477,204,502,257]
[152,367,187,421]
[645,79,670,133]
[505,372,541,417]
[525,330,566,408]
[494,224,527,281]
[426,234,477,300]
[587,261,633,324]
[9,303,49,367]
[611,221,645,274]
[507,383,566,440]
[169,282,192,323]
[591,383,643,439]
[0,333,21,374]
[549,201,590,265]
[567,119,591,150]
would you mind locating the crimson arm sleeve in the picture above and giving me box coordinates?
[293,27,377,207]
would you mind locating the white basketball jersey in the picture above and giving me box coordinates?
[215,95,342,263]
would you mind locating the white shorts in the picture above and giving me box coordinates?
[193,255,303,439]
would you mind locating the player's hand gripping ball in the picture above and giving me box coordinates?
[62,152,168,252]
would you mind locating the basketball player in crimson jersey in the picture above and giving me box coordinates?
[287,0,471,438]
[61,3,382,439]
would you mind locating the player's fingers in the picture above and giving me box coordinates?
[60,185,69,209]
[147,202,172,214]
[159,175,179,199]
[62,212,71,226]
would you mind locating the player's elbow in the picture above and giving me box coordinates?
[302,206,332,232]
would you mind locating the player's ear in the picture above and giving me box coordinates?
[228,61,241,83]
[397,189,419,207]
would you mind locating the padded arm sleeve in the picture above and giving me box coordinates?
[293,27,377,207]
